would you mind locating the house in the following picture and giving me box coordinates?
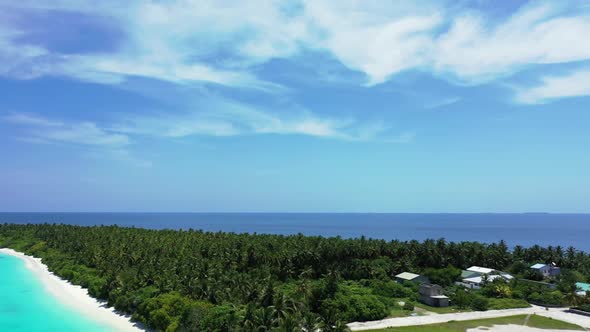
[461,270,480,279]
[466,266,495,274]
[395,272,429,284]
[530,263,560,277]
[576,282,590,296]
[456,266,513,289]
[459,274,513,289]
[419,283,449,307]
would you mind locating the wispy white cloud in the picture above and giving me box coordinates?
[514,69,590,104]
[4,112,129,146]
[433,3,590,84]
[0,2,285,89]
[301,1,590,86]
[3,0,589,104]
[111,98,407,143]
[43,122,129,146]
[424,97,461,109]
[3,112,154,166]
[247,1,586,88]
[302,1,442,86]
[5,101,410,158]
[3,112,63,126]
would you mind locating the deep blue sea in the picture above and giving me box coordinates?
[1,213,590,252]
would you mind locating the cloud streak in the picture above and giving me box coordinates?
[0,2,284,90]
[3,112,155,167]
[514,69,590,104]
[3,113,129,146]
[433,3,590,84]
[3,112,63,126]
[424,97,461,109]
[111,98,408,143]
[2,0,590,96]
[5,102,412,165]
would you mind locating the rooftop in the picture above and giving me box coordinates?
[531,263,547,269]
[466,266,494,274]
[576,282,590,292]
[395,272,421,280]
[463,274,512,284]
[461,270,480,278]
[463,276,484,284]
[431,295,449,299]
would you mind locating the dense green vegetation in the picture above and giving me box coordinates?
[1,224,590,331]
[366,314,584,331]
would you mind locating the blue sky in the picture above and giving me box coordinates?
[1,0,590,212]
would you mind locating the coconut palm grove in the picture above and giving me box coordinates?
[1,224,589,331]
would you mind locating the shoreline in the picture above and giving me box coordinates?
[0,248,145,332]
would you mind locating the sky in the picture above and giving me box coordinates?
[1,0,590,213]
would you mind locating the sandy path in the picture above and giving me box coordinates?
[348,305,590,331]
[0,248,145,332]
[467,324,586,332]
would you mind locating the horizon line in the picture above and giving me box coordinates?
[2,211,590,215]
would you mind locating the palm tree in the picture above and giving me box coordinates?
[301,312,321,332]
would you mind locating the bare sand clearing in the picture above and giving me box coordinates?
[0,248,144,332]
[467,324,583,332]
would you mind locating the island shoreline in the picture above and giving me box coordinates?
[0,248,145,332]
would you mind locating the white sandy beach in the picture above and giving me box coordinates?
[0,248,144,332]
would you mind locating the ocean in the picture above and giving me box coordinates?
[1,213,589,252]
[0,252,108,332]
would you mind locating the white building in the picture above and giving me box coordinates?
[456,266,513,289]
[466,266,495,274]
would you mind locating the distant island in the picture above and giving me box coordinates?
[1,223,589,331]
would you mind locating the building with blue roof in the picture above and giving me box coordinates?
[530,263,560,278]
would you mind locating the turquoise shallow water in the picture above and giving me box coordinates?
[0,252,109,332]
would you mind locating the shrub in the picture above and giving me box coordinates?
[323,293,389,322]
[27,241,47,254]
[488,298,530,310]
[177,301,215,331]
[321,282,391,322]
[113,286,160,313]
[524,269,544,281]
[199,304,239,331]
[364,280,414,298]
[402,302,415,311]
[508,261,529,276]
[470,295,489,311]
[136,292,202,331]
[481,279,512,298]
[451,289,472,309]
[544,290,565,305]
[423,266,462,287]
[528,290,564,306]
